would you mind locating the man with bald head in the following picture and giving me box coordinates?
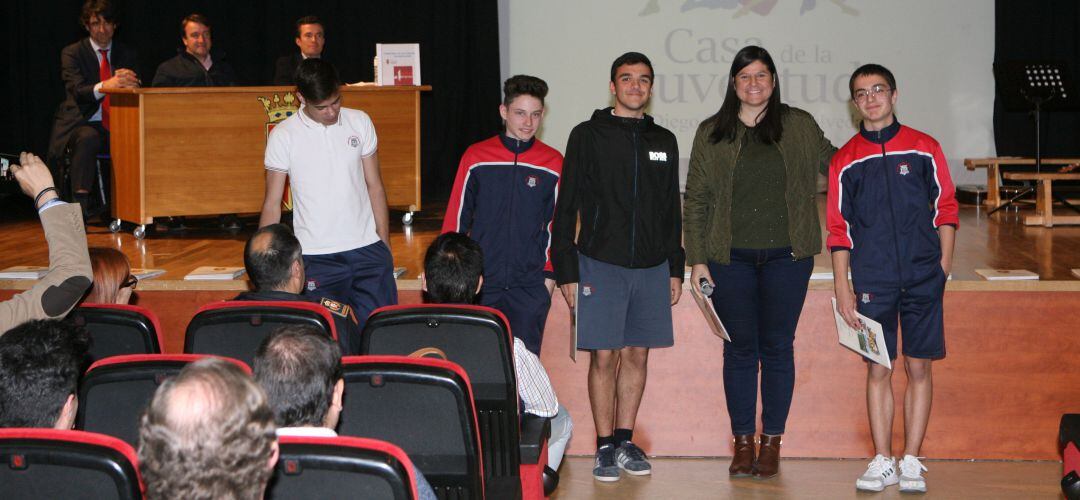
[236,223,361,354]
[137,357,278,499]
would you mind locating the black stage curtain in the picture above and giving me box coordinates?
[994,0,1080,157]
[0,0,501,201]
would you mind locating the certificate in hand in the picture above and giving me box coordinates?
[570,302,578,363]
[690,284,731,342]
[831,298,891,369]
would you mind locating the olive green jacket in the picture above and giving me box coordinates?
[683,106,836,265]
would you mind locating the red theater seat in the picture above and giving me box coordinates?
[69,304,164,363]
[0,428,142,500]
[268,435,421,500]
[362,304,551,499]
[337,355,485,499]
[76,354,250,447]
[185,300,337,365]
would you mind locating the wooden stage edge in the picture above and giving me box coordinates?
[2,281,1078,462]
[6,278,1080,293]
[6,277,1080,292]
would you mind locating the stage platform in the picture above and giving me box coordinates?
[551,457,1062,499]
[2,198,1078,463]
[3,197,1079,282]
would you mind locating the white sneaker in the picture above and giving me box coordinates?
[856,454,899,492]
[898,455,928,493]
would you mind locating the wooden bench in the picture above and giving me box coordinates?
[1001,172,1080,226]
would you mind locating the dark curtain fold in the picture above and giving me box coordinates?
[994,0,1080,157]
[0,0,502,201]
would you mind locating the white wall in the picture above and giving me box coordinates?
[502,0,995,186]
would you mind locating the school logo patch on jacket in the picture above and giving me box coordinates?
[320,298,351,318]
[897,162,910,176]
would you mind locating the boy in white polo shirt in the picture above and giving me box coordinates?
[259,58,396,349]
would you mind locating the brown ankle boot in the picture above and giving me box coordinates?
[753,434,782,479]
[729,434,755,476]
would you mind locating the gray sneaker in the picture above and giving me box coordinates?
[593,444,620,482]
[616,441,652,476]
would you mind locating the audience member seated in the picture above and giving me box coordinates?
[272,15,327,85]
[47,0,139,220]
[236,224,361,354]
[421,232,573,475]
[84,247,136,304]
[252,324,437,500]
[1,153,92,334]
[137,357,277,499]
[151,13,237,87]
[0,319,90,429]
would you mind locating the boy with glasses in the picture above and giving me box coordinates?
[826,63,958,494]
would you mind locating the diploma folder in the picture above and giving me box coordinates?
[975,268,1039,280]
[831,298,892,369]
[570,302,578,362]
[184,266,246,280]
[0,266,48,279]
[690,284,731,342]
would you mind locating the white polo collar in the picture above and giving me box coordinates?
[297,105,341,129]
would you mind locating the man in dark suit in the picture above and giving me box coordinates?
[47,0,139,219]
[152,13,238,87]
[150,12,240,231]
[272,16,326,85]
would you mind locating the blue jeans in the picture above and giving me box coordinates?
[708,247,812,436]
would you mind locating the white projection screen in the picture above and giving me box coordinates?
[500,0,995,187]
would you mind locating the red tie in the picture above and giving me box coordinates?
[99,49,111,130]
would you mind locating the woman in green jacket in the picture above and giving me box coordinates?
[684,45,835,480]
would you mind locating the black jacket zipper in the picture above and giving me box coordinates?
[506,139,520,290]
[879,135,905,290]
[630,129,639,266]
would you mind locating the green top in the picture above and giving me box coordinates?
[730,127,790,248]
[683,105,837,265]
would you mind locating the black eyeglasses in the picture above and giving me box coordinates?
[853,84,893,102]
[121,275,138,289]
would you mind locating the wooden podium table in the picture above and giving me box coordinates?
[104,85,430,237]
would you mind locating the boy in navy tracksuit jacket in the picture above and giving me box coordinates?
[828,64,958,494]
[442,75,563,355]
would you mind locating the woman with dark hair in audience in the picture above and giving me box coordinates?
[85,247,136,304]
[683,45,836,479]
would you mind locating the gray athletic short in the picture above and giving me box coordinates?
[576,254,674,350]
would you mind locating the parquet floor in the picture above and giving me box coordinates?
[551,457,1062,499]
[2,198,1079,282]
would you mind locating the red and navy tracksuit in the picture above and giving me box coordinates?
[442,133,563,354]
[826,120,958,360]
